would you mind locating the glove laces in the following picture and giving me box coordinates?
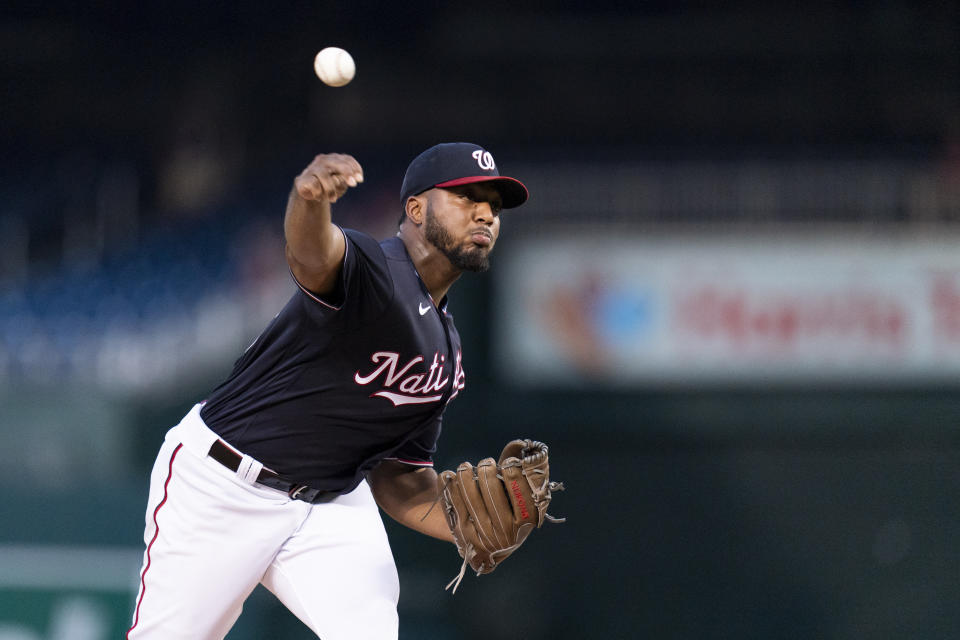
[445,551,472,594]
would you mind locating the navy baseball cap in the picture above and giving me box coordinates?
[400,142,528,209]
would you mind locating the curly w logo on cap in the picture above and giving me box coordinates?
[472,149,496,170]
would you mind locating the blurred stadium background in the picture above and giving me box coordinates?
[2,2,960,638]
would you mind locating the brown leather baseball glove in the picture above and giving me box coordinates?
[436,439,565,592]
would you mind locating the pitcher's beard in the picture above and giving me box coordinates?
[424,205,491,272]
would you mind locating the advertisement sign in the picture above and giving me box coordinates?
[495,232,960,386]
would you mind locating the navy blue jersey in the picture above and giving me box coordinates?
[199,229,465,494]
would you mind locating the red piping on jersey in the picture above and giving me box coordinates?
[383,457,434,466]
[127,443,182,639]
[290,225,349,310]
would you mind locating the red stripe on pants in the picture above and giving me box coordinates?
[127,443,183,638]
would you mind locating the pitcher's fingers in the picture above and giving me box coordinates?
[329,153,364,184]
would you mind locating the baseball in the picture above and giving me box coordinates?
[314,47,355,87]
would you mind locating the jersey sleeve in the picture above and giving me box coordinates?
[383,418,442,467]
[291,227,394,325]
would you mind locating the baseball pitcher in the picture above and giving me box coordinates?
[127,142,563,639]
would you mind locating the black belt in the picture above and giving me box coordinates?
[207,439,334,504]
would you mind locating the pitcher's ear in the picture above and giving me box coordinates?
[405,194,426,225]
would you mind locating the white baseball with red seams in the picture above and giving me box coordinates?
[314,47,355,87]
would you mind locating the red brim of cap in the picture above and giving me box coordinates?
[434,175,529,209]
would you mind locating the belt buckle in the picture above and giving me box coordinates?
[288,484,322,502]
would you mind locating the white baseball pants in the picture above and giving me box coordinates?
[127,404,400,639]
